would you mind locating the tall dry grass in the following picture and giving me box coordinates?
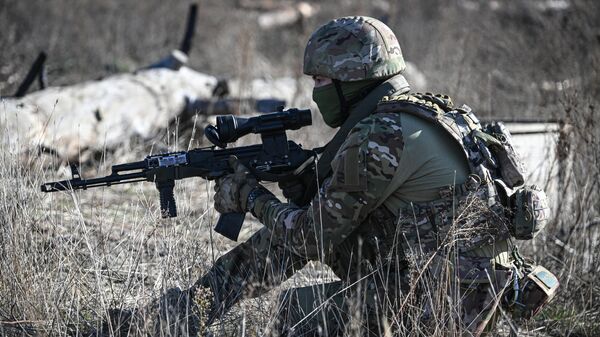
[1,0,599,336]
[0,123,220,335]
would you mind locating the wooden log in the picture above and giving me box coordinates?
[1,68,303,163]
[2,67,217,162]
[257,2,317,29]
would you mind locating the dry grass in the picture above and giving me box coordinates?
[1,0,599,336]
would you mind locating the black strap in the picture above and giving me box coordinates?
[332,79,350,115]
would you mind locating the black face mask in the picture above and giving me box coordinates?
[312,79,384,127]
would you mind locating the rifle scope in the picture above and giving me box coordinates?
[204,108,311,148]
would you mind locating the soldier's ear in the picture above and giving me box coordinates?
[313,76,333,88]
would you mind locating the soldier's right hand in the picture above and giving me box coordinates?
[278,168,316,207]
[214,156,259,213]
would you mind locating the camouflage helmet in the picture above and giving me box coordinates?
[303,16,406,82]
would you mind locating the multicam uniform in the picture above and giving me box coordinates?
[200,15,558,337]
[95,16,556,337]
[199,81,517,336]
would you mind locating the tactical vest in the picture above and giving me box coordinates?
[373,93,531,254]
[364,93,557,323]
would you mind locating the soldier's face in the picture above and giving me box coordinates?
[312,75,333,88]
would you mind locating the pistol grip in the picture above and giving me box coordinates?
[214,212,246,241]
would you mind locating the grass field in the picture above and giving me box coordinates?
[1,0,599,336]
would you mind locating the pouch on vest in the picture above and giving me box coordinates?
[509,185,550,240]
[502,264,559,321]
[481,122,526,188]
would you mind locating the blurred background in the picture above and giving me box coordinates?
[1,1,599,336]
[2,0,598,118]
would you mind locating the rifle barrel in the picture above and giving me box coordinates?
[41,171,147,192]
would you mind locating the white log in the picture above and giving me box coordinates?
[1,67,217,161]
[0,62,426,163]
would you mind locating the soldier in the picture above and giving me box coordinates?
[98,16,556,337]
[199,16,529,337]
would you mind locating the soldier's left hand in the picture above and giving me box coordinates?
[214,156,260,213]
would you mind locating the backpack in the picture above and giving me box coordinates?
[376,92,549,240]
[376,93,558,322]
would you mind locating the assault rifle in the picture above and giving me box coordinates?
[41,108,315,241]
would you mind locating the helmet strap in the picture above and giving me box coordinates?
[332,79,350,116]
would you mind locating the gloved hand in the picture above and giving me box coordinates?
[277,167,317,207]
[214,156,260,213]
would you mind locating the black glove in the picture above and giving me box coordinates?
[278,167,317,207]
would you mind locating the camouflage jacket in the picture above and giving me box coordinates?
[199,81,512,320]
[252,110,407,269]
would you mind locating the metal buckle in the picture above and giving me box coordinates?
[465,174,482,191]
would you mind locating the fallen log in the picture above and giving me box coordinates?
[257,2,317,29]
[0,68,303,163]
[2,67,217,162]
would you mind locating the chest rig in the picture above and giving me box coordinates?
[376,93,516,253]
[365,94,557,324]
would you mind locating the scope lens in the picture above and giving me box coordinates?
[286,108,312,130]
[216,115,237,143]
[296,109,312,128]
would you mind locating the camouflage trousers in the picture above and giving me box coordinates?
[90,271,509,337]
[195,227,512,337]
[266,271,413,337]
[265,260,511,337]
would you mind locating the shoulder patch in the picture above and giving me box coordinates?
[328,116,371,192]
[364,113,404,181]
[329,113,405,192]
[330,144,367,192]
